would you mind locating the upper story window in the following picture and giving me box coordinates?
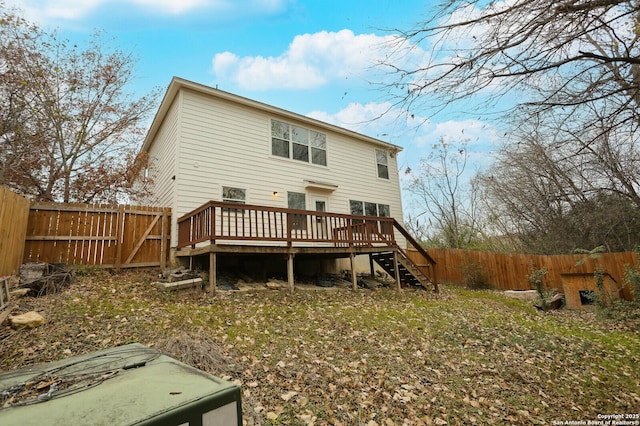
[376,149,389,179]
[271,119,327,166]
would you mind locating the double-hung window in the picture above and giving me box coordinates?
[376,149,389,179]
[271,119,327,166]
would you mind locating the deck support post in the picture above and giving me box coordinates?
[209,252,216,295]
[368,254,375,278]
[350,252,357,290]
[393,250,402,290]
[393,250,401,290]
[287,253,294,293]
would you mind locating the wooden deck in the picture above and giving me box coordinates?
[176,201,437,293]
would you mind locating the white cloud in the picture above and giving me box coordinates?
[131,0,213,15]
[307,101,427,142]
[213,50,326,90]
[5,0,106,20]
[416,119,497,147]
[5,0,289,22]
[308,103,498,156]
[212,29,411,90]
[310,102,499,158]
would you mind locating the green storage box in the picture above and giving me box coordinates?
[0,343,242,425]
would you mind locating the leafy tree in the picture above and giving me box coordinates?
[0,4,159,203]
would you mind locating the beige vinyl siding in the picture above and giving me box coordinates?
[140,96,180,246]
[143,80,406,249]
[144,97,179,209]
[174,90,270,215]
[170,89,405,248]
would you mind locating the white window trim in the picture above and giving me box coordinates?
[349,199,391,217]
[375,148,389,180]
[222,186,247,204]
[270,119,328,167]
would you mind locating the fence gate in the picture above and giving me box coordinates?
[0,187,30,277]
[24,203,171,269]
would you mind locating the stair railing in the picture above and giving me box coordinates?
[392,219,438,292]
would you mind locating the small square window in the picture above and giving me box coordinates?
[222,187,246,203]
[365,202,378,217]
[292,126,309,144]
[222,186,246,213]
[311,147,326,166]
[271,120,289,139]
[350,200,364,216]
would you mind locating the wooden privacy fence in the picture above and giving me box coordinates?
[24,203,171,269]
[0,187,30,276]
[407,247,638,297]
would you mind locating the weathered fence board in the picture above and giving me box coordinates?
[0,187,30,276]
[24,203,171,269]
[407,248,637,299]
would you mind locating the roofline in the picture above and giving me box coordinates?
[141,76,403,153]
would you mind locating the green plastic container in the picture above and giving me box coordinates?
[0,343,242,426]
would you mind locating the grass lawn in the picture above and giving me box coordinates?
[1,269,639,425]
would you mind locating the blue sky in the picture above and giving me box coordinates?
[6,0,503,218]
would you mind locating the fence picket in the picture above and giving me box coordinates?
[23,202,171,268]
[0,187,30,276]
[408,247,637,299]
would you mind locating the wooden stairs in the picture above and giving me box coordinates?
[369,219,439,292]
[371,251,435,290]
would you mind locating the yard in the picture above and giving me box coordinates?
[1,269,639,425]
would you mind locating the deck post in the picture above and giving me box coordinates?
[160,209,168,271]
[369,254,375,278]
[287,253,295,293]
[209,252,216,295]
[393,250,401,290]
[350,251,357,290]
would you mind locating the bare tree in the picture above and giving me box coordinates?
[406,137,486,248]
[0,5,159,203]
[382,0,640,128]
[479,111,640,253]
[383,0,640,253]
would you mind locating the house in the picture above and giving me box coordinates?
[140,77,436,291]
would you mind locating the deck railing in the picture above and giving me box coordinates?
[177,201,396,249]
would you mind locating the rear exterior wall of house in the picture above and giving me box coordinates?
[142,85,406,270]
